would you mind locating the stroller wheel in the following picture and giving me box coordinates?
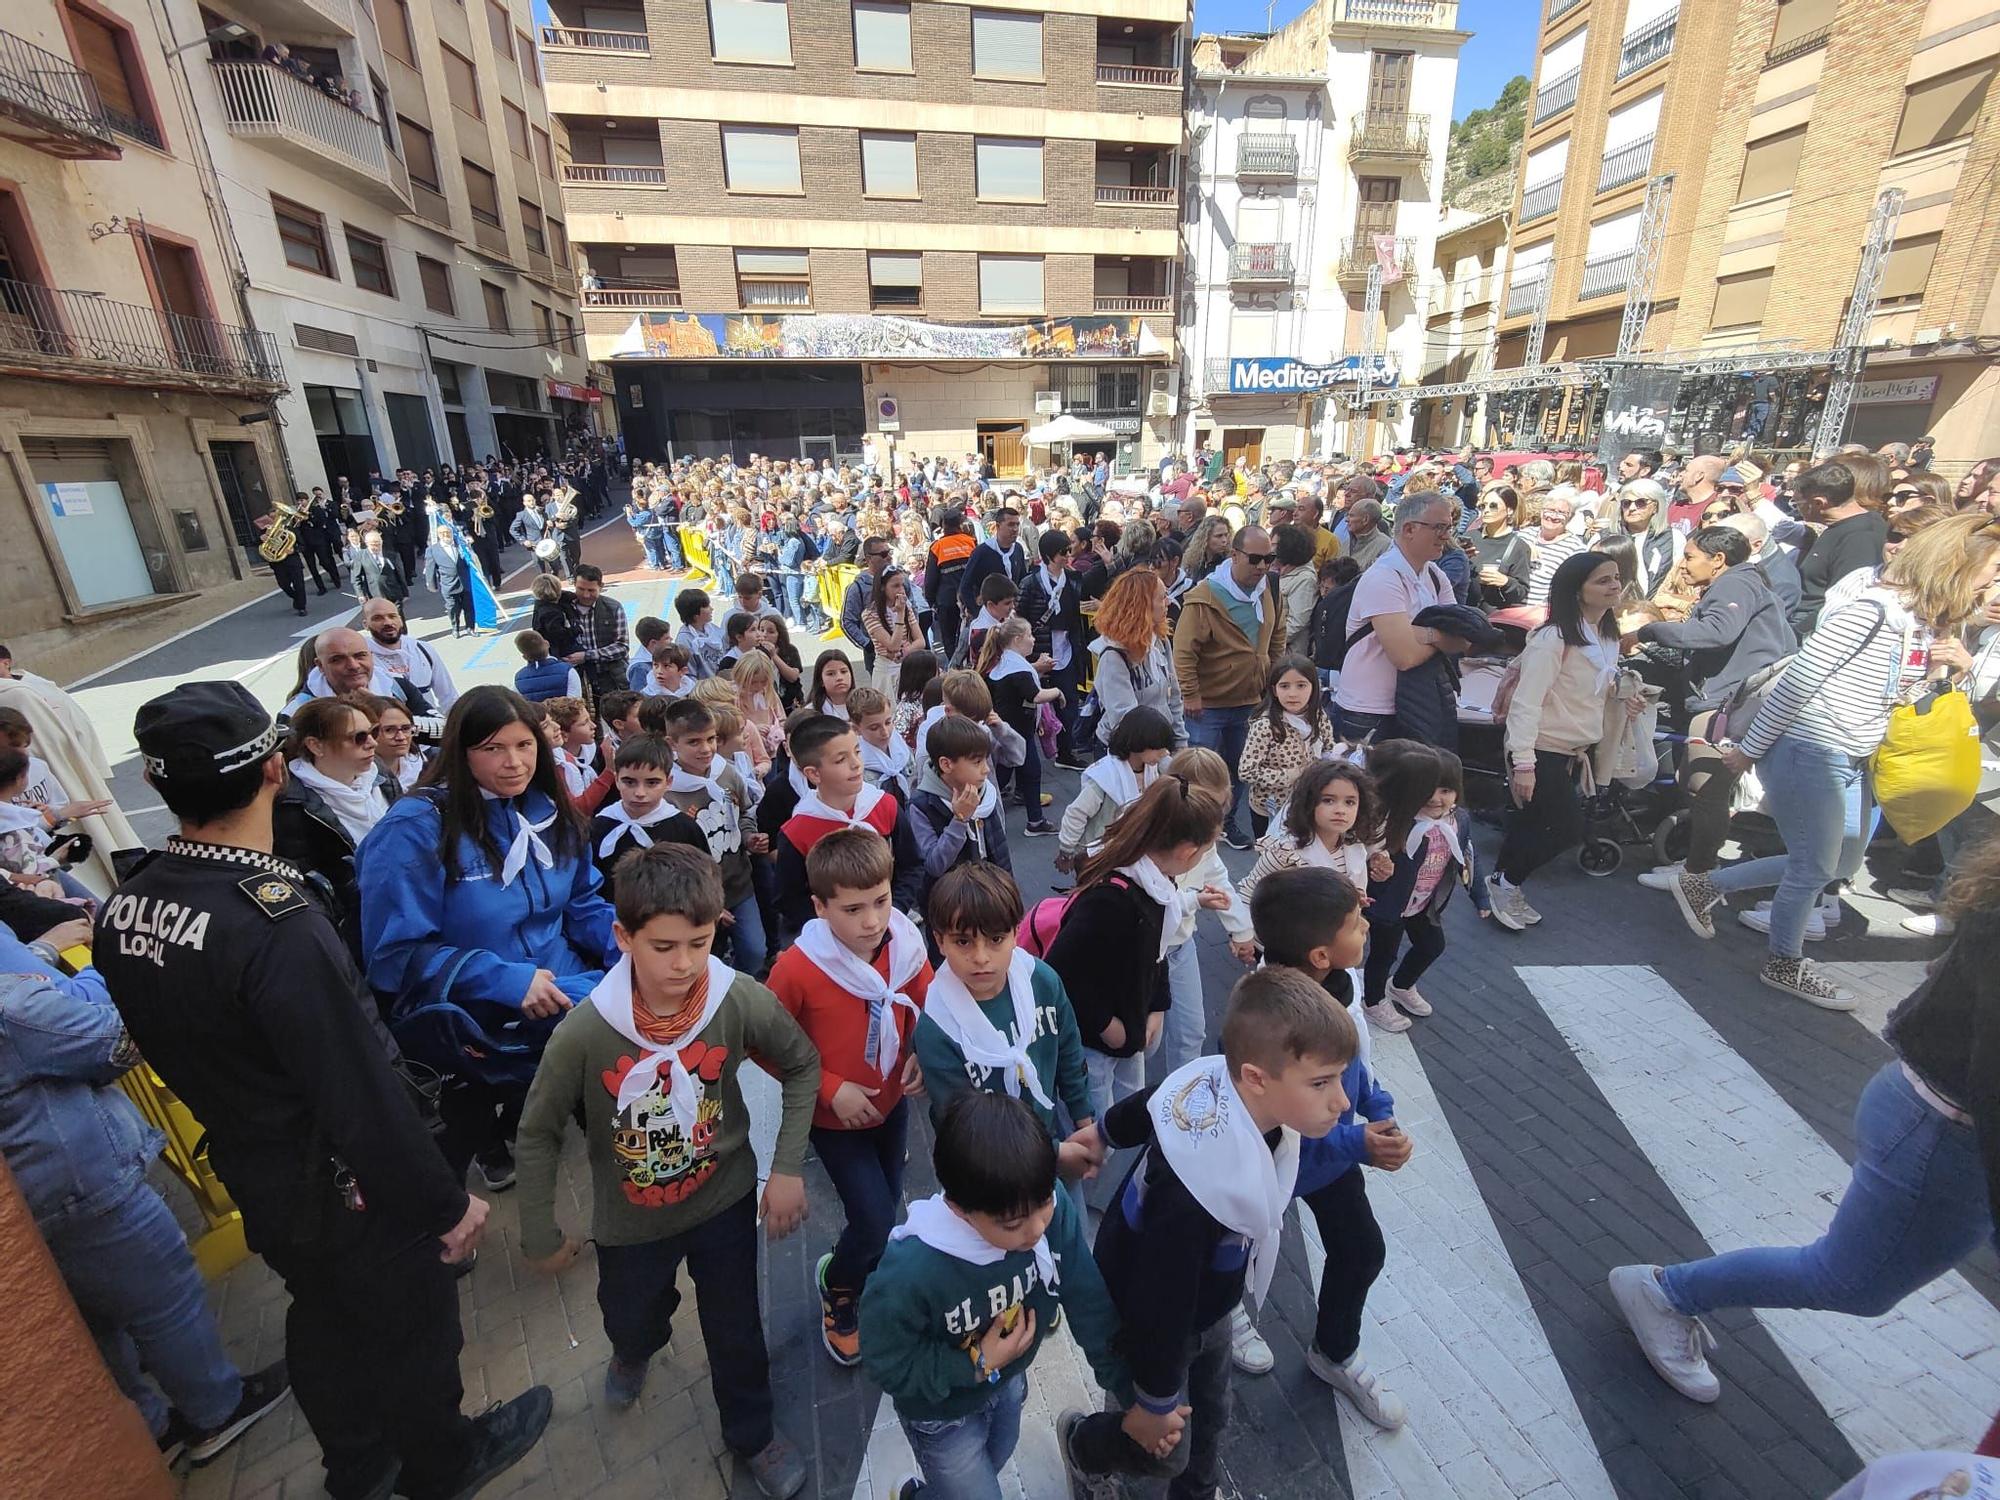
[1578,838,1623,877]
[1652,810,1691,866]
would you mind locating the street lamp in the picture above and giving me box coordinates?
[167,22,250,55]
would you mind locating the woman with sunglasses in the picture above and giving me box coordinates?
[273,696,402,963]
[1608,479,1685,600]
[1890,472,1953,515]
[1463,485,1533,611]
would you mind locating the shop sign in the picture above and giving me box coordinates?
[621,312,1170,362]
[1853,376,1938,407]
[1224,356,1396,395]
[1101,417,1142,435]
[546,380,602,403]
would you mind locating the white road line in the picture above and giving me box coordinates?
[1520,964,2000,1458]
[62,586,282,690]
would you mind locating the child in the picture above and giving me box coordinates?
[626,616,672,691]
[850,686,913,800]
[659,699,767,975]
[1153,746,1258,1080]
[1238,760,1383,903]
[734,570,782,623]
[597,689,642,757]
[893,650,940,747]
[1056,705,1176,872]
[775,713,923,931]
[978,616,1061,836]
[710,700,769,794]
[644,642,693,701]
[589,733,706,891]
[1045,775,1232,1116]
[908,712,1012,901]
[808,649,856,719]
[1059,967,1360,1499]
[513,628,583,703]
[515,846,816,1498]
[913,669,1025,775]
[862,1092,1151,1500]
[960,573,1017,667]
[1241,653,1348,835]
[765,827,933,1367]
[1362,746,1487,1032]
[718,611,759,676]
[674,588,729,678]
[0,748,83,899]
[543,696,595,797]
[732,648,786,757]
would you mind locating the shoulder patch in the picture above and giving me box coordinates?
[238,875,310,919]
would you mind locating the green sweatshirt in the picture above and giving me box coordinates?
[515,972,820,1260]
[913,959,1095,1139]
[859,1189,1128,1422]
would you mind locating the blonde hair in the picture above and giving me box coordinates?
[847,686,891,722]
[692,676,739,710]
[731,647,776,699]
[1881,511,2000,630]
[707,702,744,747]
[1167,745,1231,803]
[976,615,1034,675]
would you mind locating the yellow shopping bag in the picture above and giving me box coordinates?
[1871,686,1980,842]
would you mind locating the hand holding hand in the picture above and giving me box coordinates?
[441,1195,493,1263]
[1229,937,1260,966]
[900,1052,926,1097]
[1363,1119,1413,1171]
[760,1172,808,1239]
[1121,1404,1190,1459]
[831,1080,884,1128]
[1196,884,1233,911]
[520,969,572,1019]
[1367,850,1394,882]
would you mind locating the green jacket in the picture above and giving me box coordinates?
[913,959,1094,1138]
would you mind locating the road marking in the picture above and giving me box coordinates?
[1519,964,2000,1459]
[62,586,282,690]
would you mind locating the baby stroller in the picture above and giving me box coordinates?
[1576,726,1690,875]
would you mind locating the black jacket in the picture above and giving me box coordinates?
[1043,874,1165,1058]
[1461,529,1532,609]
[272,770,402,963]
[1795,510,1888,636]
[1017,566,1084,662]
[531,596,582,660]
[1636,564,1796,713]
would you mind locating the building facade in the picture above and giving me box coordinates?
[1411,205,1507,446]
[543,0,1188,476]
[1179,0,1467,466]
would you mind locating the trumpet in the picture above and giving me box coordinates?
[376,491,406,520]
[257,502,299,563]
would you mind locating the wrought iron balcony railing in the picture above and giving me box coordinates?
[562,162,667,185]
[1229,243,1296,280]
[1597,134,1654,193]
[1534,66,1581,124]
[1579,248,1634,299]
[0,277,284,388]
[0,28,121,156]
[1617,9,1677,78]
[539,24,650,51]
[1236,133,1300,177]
[1520,177,1562,222]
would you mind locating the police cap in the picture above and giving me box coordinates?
[135,681,280,781]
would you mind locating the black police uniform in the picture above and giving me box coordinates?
[96,834,478,1500]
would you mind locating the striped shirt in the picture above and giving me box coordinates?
[1740,586,1930,760]
[1526,532,1588,606]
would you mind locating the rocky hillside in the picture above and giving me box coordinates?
[1445,74,1528,216]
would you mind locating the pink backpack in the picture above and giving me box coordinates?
[1015,873,1133,957]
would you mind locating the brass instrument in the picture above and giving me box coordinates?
[548,486,579,531]
[470,491,495,539]
[376,491,406,520]
[257,502,299,563]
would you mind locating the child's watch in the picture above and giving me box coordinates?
[971,1346,1001,1385]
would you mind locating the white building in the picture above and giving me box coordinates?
[1180,0,1467,464]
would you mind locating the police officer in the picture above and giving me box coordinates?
[95,682,551,1500]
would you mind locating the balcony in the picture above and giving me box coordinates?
[582,285,682,309]
[1236,133,1299,178]
[1547,0,1584,18]
[0,277,283,393]
[539,23,650,52]
[1617,9,1677,78]
[0,29,121,160]
[1095,183,1175,206]
[1335,0,1459,25]
[562,161,668,186]
[210,62,410,210]
[1504,277,1543,318]
[1579,248,1633,299]
[1229,244,1295,282]
[1094,295,1171,314]
[1337,236,1417,287]
[1349,112,1430,180]
[227,0,355,36]
[1534,66,1581,124]
[1764,25,1829,69]
[1095,62,1179,86]
[1597,133,1654,193]
[1520,177,1562,222]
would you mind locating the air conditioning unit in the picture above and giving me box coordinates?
[1148,369,1173,397]
[1146,389,1175,417]
[1033,390,1061,415]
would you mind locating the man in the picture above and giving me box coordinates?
[1018,530,1086,767]
[1668,454,1725,531]
[422,522,476,639]
[1342,498,1391,571]
[295,489,340,597]
[1171,526,1288,849]
[1334,491,1468,743]
[509,493,554,575]
[1167,493,1206,549]
[840,536,895,669]
[363,598,459,712]
[1618,448,1663,484]
[956,506,1027,616]
[922,508,976,661]
[1909,435,1937,471]
[1262,490,1298,533]
[1791,458,1888,635]
[570,563,630,700]
[256,501,311,617]
[351,529,408,606]
[1718,513,1802,618]
[1472,453,1496,488]
[1301,492,1346,569]
[282,629,439,747]
[96,681,552,1500]
[1525,491,1585,606]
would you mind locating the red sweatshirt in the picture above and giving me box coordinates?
[766,941,932,1130]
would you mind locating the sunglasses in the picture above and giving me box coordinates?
[1890,488,1923,502]
[347,728,379,746]
[1622,500,1652,510]
[1716,484,1745,494]
[1235,550,1275,565]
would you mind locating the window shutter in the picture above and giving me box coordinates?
[504,101,531,158]
[1710,269,1772,328]
[1892,65,1994,155]
[860,132,918,195]
[869,252,922,287]
[978,255,1043,314]
[971,11,1042,78]
[736,250,810,275]
[399,118,440,187]
[1770,0,1836,50]
[721,126,803,192]
[708,0,793,63]
[853,1,912,70]
[1878,234,1940,302]
[975,137,1043,200]
[68,10,139,116]
[1737,127,1806,201]
[442,45,480,115]
[419,256,455,314]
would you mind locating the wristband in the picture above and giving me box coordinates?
[1134,1385,1184,1416]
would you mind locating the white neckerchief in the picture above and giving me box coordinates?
[1282,711,1316,742]
[385,752,424,791]
[1296,835,1367,890]
[793,910,927,1078]
[1082,755,1156,808]
[821,699,851,721]
[1037,565,1067,612]
[669,761,732,808]
[861,734,913,785]
[732,750,766,806]
[596,799,684,858]
[1147,1056,1299,1307]
[968,607,1003,632]
[923,948,1053,1109]
[554,747,589,799]
[588,955,736,1133]
[890,1193,1056,1288]
[288,758,388,844]
[1209,567,1267,625]
[989,649,1039,684]
[794,782,887,828]
[1404,814,1466,864]
[787,760,812,800]
[1579,630,1621,695]
[481,788,555,886]
[1117,856,1204,962]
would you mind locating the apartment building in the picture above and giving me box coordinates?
[1411,205,1508,446]
[0,0,287,645]
[543,0,1187,475]
[1179,0,1468,466]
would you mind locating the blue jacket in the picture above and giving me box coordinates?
[514,656,572,702]
[1294,1051,1396,1198]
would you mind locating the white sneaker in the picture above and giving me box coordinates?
[1739,904,1826,942]
[1305,1346,1407,1429]
[1637,863,1683,890]
[1883,886,1937,911]
[1362,998,1413,1033]
[1486,876,1531,931]
[1386,982,1432,1017]
[1228,1302,1273,1375]
[1607,1265,1720,1403]
[1902,912,1955,938]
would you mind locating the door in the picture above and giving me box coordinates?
[1236,199,1280,246]
[1367,51,1413,115]
[978,421,1027,477]
[1355,177,1400,239]
[1223,428,1263,470]
[146,238,218,373]
[208,440,270,551]
[25,438,167,608]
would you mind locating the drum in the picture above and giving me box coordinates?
[534,537,560,560]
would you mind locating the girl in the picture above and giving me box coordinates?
[364,694,427,791]
[539,697,593,799]
[808,649,856,720]
[863,568,926,700]
[1241,654,1348,835]
[978,616,1063,837]
[893,650,940,748]
[1043,773,1232,1114]
[1239,759,1383,904]
[1362,746,1489,1033]
[761,614,806,711]
[1056,705,1177,871]
[274,696,401,961]
[1155,745,1257,1078]
[731,647,786,758]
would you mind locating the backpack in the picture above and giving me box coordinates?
[1311,580,1365,670]
[1016,873,1134,958]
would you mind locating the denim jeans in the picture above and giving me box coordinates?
[811,1097,909,1293]
[1085,1046,1148,1119]
[1071,1314,1232,1498]
[1927,800,1996,901]
[1710,733,1867,959]
[639,529,666,569]
[1660,1063,1994,1318]
[727,890,768,976]
[1157,937,1208,1079]
[43,1186,243,1437]
[781,574,808,626]
[1188,703,1254,839]
[659,527,685,570]
[901,1371,1026,1500]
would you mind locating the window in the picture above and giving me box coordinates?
[463,161,501,225]
[1879,233,1941,304]
[384,0,418,65]
[1769,0,1835,51]
[441,44,481,117]
[1710,268,1773,328]
[534,302,556,340]
[974,137,1043,201]
[434,361,462,403]
[852,0,912,70]
[65,2,160,146]
[971,10,1041,79]
[399,117,441,190]
[978,254,1043,314]
[735,249,812,307]
[503,100,531,159]
[1737,126,1807,201]
[708,0,792,63]
[869,251,922,308]
[519,198,546,253]
[487,1,514,57]
[482,281,509,331]
[1892,64,1994,156]
[272,196,334,277]
[721,125,803,192]
[418,255,456,314]
[560,313,577,350]
[519,32,538,85]
[533,125,556,177]
[547,217,568,263]
[344,226,394,295]
[860,131,918,195]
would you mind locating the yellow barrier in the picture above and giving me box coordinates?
[816,563,859,642]
[117,1064,248,1278]
[678,525,714,585]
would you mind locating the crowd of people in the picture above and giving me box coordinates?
[1,428,1997,1499]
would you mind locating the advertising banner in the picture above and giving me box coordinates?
[1594,365,1682,471]
[616,312,1170,362]
[1224,355,1397,395]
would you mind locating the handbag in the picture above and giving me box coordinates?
[1872,681,1980,841]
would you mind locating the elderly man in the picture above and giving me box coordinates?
[1669,455,1726,531]
[1333,491,1467,742]
[1171,525,1288,848]
[1343,498,1391,570]
[1167,493,1206,549]
[1302,493,1346,569]
[282,628,444,743]
[363,597,459,711]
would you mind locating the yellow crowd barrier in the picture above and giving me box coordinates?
[817,563,859,642]
[678,525,714,585]
[117,1063,248,1278]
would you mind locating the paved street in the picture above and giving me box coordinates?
[57,526,1998,1500]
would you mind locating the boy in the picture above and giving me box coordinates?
[913,669,1027,774]
[734,570,784,623]
[659,699,768,976]
[775,713,923,931]
[597,689,642,756]
[756,706,822,841]
[512,628,582,703]
[675,588,729,678]
[1059,966,1360,1500]
[516,846,817,1499]
[863,1093,1177,1500]
[908,713,1012,901]
[644,642,692,701]
[626,616,673,691]
[589,733,706,892]
[766,827,933,1366]
[849,686,913,800]
[959,574,1017,667]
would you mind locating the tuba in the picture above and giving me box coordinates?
[257,503,299,563]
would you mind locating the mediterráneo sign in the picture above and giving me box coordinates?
[1226,356,1397,395]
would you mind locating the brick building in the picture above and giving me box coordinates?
[543,0,1187,476]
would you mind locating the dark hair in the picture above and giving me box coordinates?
[1272,524,1316,569]
[977,574,1018,607]
[808,650,854,712]
[422,685,584,879]
[0,745,31,789]
[613,733,674,775]
[1321,557,1361,588]
[1432,747,1466,802]
[1282,759,1380,848]
[1106,704,1176,760]
[927,712,992,768]
[1250,865,1363,970]
[927,861,1025,940]
[735,570,765,597]
[921,675,947,711]
[992,506,1019,525]
[634,615,672,648]
[1075,775,1225,890]
[1259,652,1328,740]
[661,699,715,739]
[613,842,724,932]
[870,568,910,632]
[0,706,31,747]
[1150,539,1184,570]
[514,629,549,661]
[674,588,711,624]
[805,823,894,900]
[574,563,604,585]
[635,697,672,735]
[1625,449,1662,474]
[720,611,756,648]
[933,1091,1057,1220]
[789,712,855,770]
[1038,530,1070,563]
[1544,550,1622,647]
[1797,454,1889,513]
[650,641,691,670]
[1688,525,1751,568]
[599,689,641,727]
[1365,738,1443,854]
[897,649,939,703]
[1222,966,1359,1078]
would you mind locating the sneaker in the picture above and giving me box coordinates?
[1884,885,1938,911]
[1738,904,1826,942]
[1305,1346,1407,1429]
[187,1360,291,1463]
[1024,819,1057,838]
[1485,876,1530,932]
[1516,891,1543,925]
[1637,862,1684,890]
[1056,1409,1119,1500]
[817,1253,861,1367]
[1054,753,1090,771]
[1386,981,1432,1017]
[1228,1302,1273,1375]
[1362,999,1413,1033]
[1759,956,1855,1011]
[475,1145,516,1193]
[744,1434,807,1499]
[1902,912,1955,938]
[1224,829,1254,852]
[1608,1265,1720,1403]
[434,1386,554,1500]
[156,1411,192,1468]
[1670,869,1724,939]
[603,1356,648,1410]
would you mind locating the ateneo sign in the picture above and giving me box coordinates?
[1226,356,1397,395]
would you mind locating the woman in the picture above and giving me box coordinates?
[1180,514,1231,584]
[1610,823,2000,1407]
[364,692,426,791]
[1667,513,1998,1007]
[357,685,617,1188]
[863,568,925,699]
[1819,501,1950,618]
[1269,524,1320,658]
[1087,566,1187,747]
[1890,471,1953,515]
[1463,485,1533,611]
[1955,456,2000,509]
[274,696,400,962]
[1610,479,1684,600]
[1490,551,1628,931]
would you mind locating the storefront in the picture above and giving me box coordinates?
[614,363,866,465]
[548,378,605,446]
